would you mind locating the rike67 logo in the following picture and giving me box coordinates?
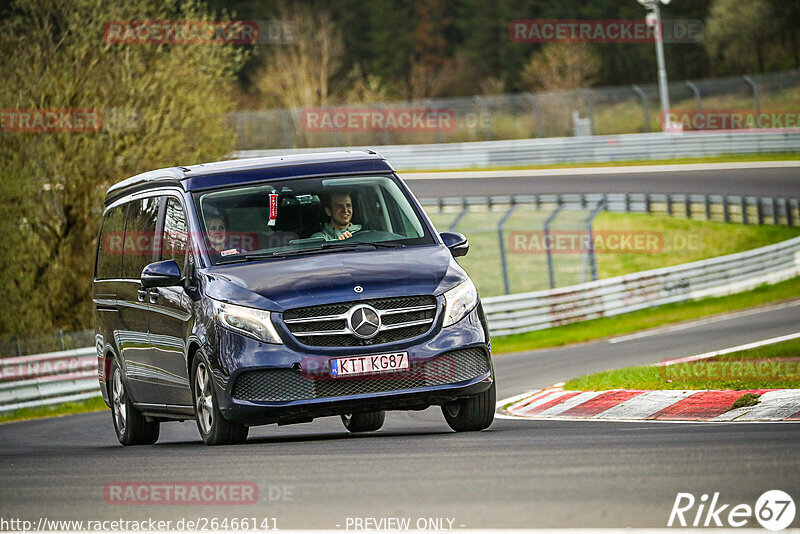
[669,490,795,530]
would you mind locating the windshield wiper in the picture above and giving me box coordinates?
[243,243,364,260]
[217,241,406,264]
[367,241,406,248]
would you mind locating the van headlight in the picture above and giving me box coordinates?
[442,279,478,327]
[213,301,282,344]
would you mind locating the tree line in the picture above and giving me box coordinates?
[0,0,797,341]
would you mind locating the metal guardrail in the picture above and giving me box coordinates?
[482,236,800,337]
[420,193,800,226]
[0,347,100,414]
[234,131,800,170]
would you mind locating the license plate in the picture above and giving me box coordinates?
[330,352,409,378]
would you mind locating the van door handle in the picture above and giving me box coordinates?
[148,288,159,304]
[137,288,147,302]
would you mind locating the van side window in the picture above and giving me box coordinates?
[95,205,126,279]
[161,198,188,274]
[121,197,160,280]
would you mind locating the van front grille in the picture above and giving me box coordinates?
[282,295,437,347]
[231,347,491,402]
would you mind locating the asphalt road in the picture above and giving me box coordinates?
[2,301,799,529]
[403,164,800,198]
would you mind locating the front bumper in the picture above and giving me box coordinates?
[210,304,493,426]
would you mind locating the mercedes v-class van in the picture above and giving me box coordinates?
[93,151,495,445]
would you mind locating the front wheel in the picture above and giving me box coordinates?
[192,353,249,445]
[341,410,385,432]
[110,361,159,445]
[442,382,496,432]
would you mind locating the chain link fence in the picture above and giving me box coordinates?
[422,193,800,299]
[0,330,95,358]
[231,70,800,150]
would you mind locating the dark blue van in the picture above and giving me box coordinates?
[93,151,494,445]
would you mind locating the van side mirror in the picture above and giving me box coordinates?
[141,260,182,288]
[440,232,469,257]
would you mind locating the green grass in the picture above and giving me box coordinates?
[563,338,800,391]
[0,396,107,424]
[593,214,800,279]
[402,153,800,173]
[427,210,800,298]
[491,275,800,354]
[728,393,761,411]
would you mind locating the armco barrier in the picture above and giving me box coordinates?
[234,131,800,170]
[2,238,799,414]
[482,236,800,336]
[0,347,100,414]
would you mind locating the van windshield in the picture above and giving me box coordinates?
[193,174,435,264]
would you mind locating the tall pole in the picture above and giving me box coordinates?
[652,2,671,128]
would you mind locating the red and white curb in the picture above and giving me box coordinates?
[498,385,800,423]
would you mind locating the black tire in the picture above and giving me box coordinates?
[192,352,248,445]
[341,410,386,432]
[110,361,159,445]
[442,381,496,432]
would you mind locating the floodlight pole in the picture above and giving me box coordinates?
[638,0,671,130]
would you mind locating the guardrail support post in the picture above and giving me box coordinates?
[497,202,518,295]
[645,194,651,214]
[757,198,765,225]
[742,197,749,224]
[685,196,692,218]
[705,195,712,221]
[544,203,564,289]
[666,194,673,216]
[723,196,730,223]
[773,198,780,225]
[786,199,794,227]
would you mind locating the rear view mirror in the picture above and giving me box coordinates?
[440,232,469,257]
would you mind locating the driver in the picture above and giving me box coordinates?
[206,214,228,252]
[311,190,362,241]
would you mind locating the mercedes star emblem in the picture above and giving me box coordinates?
[348,305,381,339]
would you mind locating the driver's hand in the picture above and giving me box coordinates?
[338,231,353,240]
